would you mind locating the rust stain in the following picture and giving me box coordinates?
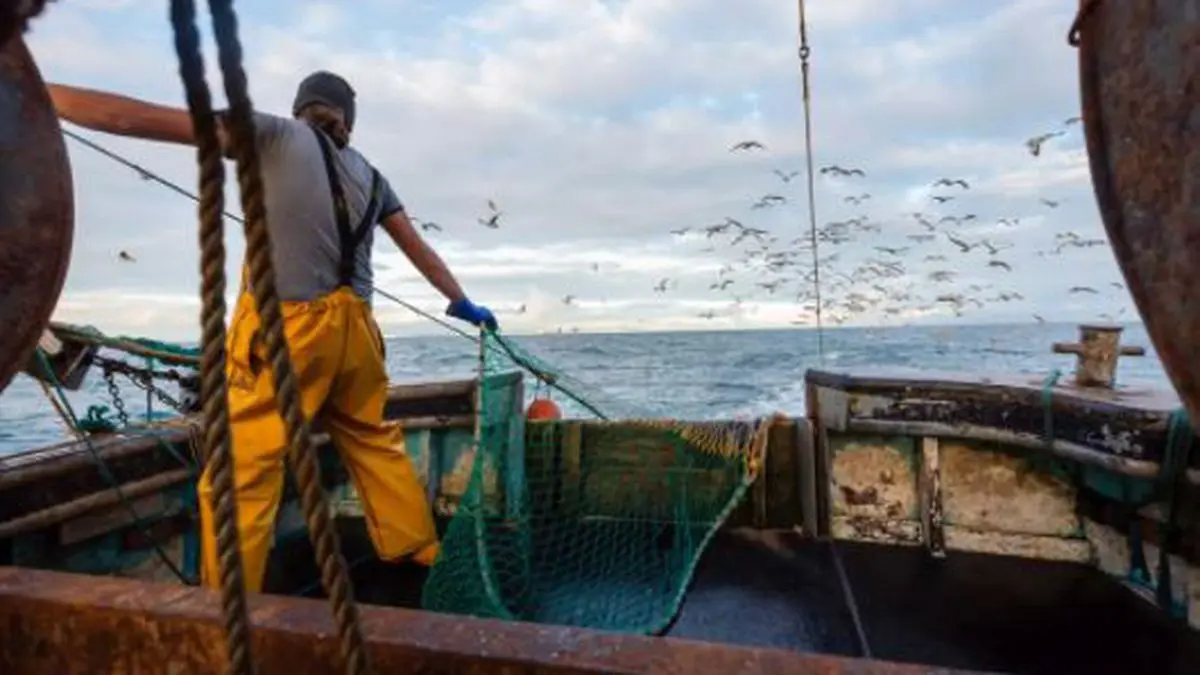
[0,36,74,395]
[1077,1,1200,421]
[0,567,984,674]
[939,442,1079,538]
[831,442,917,519]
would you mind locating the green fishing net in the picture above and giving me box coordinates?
[420,330,771,634]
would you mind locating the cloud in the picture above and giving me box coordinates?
[23,0,1133,343]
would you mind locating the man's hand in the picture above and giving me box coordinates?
[446,298,498,331]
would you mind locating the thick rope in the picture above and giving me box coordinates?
[168,0,254,673]
[204,1,369,673]
[796,0,825,365]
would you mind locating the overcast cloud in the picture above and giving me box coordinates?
[25,0,1130,341]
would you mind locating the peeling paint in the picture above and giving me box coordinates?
[940,442,1080,538]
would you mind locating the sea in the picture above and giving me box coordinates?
[0,322,1176,456]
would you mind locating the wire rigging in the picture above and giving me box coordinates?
[797,0,825,365]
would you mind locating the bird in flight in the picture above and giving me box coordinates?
[412,217,442,232]
[1025,131,1065,157]
[820,165,865,177]
[730,140,765,152]
[118,250,136,262]
[931,195,955,204]
[932,178,969,189]
[773,168,801,182]
[479,199,502,228]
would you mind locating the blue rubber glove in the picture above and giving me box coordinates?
[446,298,498,331]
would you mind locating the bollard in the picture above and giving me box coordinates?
[1052,323,1145,388]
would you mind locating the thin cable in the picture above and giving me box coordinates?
[797,1,866,655]
[797,0,825,365]
[60,126,245,224]
[829,540,872,659]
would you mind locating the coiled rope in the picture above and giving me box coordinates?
[169,1,367,674]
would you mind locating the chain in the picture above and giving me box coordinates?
[101,365,132,428]
[94,354,195,417]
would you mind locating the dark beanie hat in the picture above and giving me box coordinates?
[292,71,356,130]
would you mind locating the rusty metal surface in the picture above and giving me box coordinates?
[0,1,55,47]
[1076,1,1200,421]
[0,35,73,395]
[0,567,981,675]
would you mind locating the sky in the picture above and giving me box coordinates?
[25,0,1134,341]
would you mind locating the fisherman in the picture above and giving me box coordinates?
[47,71,498,592]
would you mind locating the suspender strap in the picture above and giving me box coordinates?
[310,125,382,287]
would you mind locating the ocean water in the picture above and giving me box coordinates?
[0,322,1175,455]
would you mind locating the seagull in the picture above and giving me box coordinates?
[820,165,865,177]
[730,140,765,152]
[118,250,136,262]
[933,178,969,189]
[1025,131,1065,157]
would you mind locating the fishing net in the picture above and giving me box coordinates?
[421,330,772,634]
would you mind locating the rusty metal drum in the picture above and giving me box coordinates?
[1076,1,1200,420]
[0,35,74,395]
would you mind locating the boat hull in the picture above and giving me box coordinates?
[2,368,1199,673]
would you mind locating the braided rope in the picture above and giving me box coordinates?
[204,1,369,673]
[168,1,254,673]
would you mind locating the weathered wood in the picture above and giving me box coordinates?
[807,378,834,538]
[918,437,944,558]
[797,416,819,537]
[807,367,1200,630]
[0,469,192,539]
[806,368,1200,476]
[560,421,582,512]
[764,418,804,529]
[844,418,1197,484]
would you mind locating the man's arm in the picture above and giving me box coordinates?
[380,210,468,303]
[47,83,233,151]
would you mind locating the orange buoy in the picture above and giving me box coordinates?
[526,397,562,421]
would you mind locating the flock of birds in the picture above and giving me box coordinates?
[392,115,1126,331]
[657,116,1128,328]
[109,113,1131,334]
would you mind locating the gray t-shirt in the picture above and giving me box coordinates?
[248,111,403,304]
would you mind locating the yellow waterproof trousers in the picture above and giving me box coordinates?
[197,287,439,592]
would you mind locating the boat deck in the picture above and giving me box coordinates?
[267,525,1200,675]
